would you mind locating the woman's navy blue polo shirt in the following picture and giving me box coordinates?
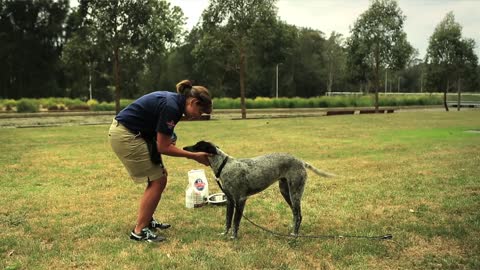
[115,91,185,138]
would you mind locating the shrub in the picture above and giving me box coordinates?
[38,98,58,108]
[120,99,134,110]
[4,99,17,107]
[68,104,90,111]
[87,99,99,107]
[17,99,39,113]
[48,105,60,111]
[252,97,272,109]
[213,98,240,109]
[0,99,17,111]
[349,95,371,107]
[65,98,85,108]
[315,97,330,107]
[272,98,291,108]
[328,96,349,107]
[91,102,115,111]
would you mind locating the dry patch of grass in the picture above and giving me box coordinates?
[404,236,465,259]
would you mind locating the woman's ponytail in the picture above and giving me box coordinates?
[176,80,193,95]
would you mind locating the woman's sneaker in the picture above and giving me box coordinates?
[150,217,171,230]
[130,227,165,242]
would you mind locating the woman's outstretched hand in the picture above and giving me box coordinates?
[191,152,211,166]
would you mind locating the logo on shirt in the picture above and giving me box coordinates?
[166,120,176,129]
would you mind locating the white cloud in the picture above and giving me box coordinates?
[169,0,209,29]
[277,0,367,35]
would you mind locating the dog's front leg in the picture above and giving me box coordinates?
[222,198,234,236]
[231,198,246,239]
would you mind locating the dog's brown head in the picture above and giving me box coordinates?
[183,141,218,155]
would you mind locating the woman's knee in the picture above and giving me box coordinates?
[148,176,168,193]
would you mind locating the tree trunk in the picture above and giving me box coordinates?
[443,80,449,112]
[420,72,424,92]
[457,78,461,111]
[374,44,380,112]
[239,46,246,119]
[88,62,93,100]
[327,71,333,95]
[114,46,121,114]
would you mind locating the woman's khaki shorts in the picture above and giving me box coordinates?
[108,119,166,184]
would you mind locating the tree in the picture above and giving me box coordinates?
[399,53,424,93]
[346,32,371,93]
[347,0,413,111]
[191,25,238,98]
[425,12,478,111]
[83,0,184,113]
[0,0,69,98]
[290,28,326,97]
[200,0,278,119]
[324,32,346,94]
[61,3,101,100]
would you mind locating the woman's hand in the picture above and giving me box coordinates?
[191,152,211,166]
[156,132,211,166]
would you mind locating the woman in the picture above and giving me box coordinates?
[108,80,212,242]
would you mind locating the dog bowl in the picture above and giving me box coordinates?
[207,193,227,205]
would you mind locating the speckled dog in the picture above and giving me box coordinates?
[183,141,334,239]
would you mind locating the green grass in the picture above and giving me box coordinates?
[1,111,479,269]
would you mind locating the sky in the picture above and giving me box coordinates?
[168,0,480,58]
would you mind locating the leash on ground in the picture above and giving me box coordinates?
[242,214,393,240]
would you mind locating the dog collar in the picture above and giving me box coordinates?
[215,156,229,178]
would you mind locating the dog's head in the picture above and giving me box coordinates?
[183,141,218,155]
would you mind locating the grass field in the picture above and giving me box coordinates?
[1,111,479,269]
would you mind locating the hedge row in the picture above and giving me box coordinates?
[213,95,443,109]
[0,98,134,113]
[0,94,443,113]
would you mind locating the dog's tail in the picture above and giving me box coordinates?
[304,162,335,177]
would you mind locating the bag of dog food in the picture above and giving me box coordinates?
[185,169,209,208]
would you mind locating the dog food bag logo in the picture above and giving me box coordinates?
[194,178,205,191]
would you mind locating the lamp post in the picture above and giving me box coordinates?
[276,63,282,98]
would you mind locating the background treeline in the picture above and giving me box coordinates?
[1,0,479,103]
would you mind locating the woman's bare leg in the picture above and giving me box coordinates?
[134,176,167,233]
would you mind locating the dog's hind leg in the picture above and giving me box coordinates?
[290,199,302,237]
[232,198,247,239]
[279,178,292,208]
[288,174,306,236]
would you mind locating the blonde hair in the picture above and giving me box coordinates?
[176,80,212,114]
